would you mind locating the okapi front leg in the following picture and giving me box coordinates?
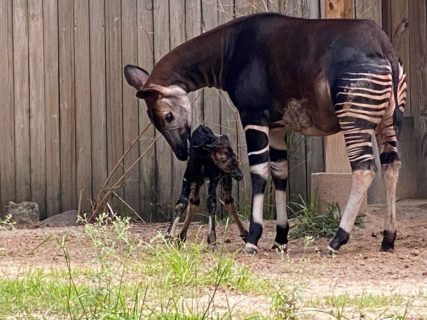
[178,184,201,242]
[221,176,248,241]
[167,179,191,239]
[206,178,220,245]
[269,126,289,251]
[243,124,269,254]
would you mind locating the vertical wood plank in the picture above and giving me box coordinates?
[0,0,15,213]
[170,0,187,211]
[13,0,30,205]
[389,0,410,115]
[153,0,173,220]
[90,0,108,209]
[29,0,46,216]
[234,0,253,213]
[202,1,221,132]
[122,0,140,214]
[44,0,61,216]
[323,0,352,174]
[74,0,92,213]
[218,0,242,214]
[59,0,77,211]
[305,1,323,200]
[137,0,156,221]
[106,0,124,205]
[354,0,382,25]
[281,2,311,201]
[186,0,204,128]
[408,0,427,197]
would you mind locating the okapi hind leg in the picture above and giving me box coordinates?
[206,179,219,245]
[220,176,248,242]
[328,63,393,253]
[269,126,289,252]
[328,129,377,253]
[380,149,400,252]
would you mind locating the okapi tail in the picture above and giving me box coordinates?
[392,59,407,139]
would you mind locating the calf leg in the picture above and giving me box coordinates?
[269,126,289,251]
[243,124,270,254]
[220,176,248,241]
[178,184,201,242]
[167,180,191,239]
[206,179,219,245]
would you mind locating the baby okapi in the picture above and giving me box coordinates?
[167,125,248,244]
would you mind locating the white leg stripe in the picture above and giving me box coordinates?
[252,194,264,225]
[270,160,288,179]
[248,145,269,156]
[250,162,269,178]
[244,124,269,134]
[275,190,288,225]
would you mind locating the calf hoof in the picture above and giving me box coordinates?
[380,230,396,253]
[272,242,288,253]
[328,227,350,254]
[242,243,258,255]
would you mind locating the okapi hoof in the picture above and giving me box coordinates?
[240,230,249,242]
[207,233,217,245]
[272,242,288,253]
[328,227,350,254]
[380,230,396,253]
[242,243,258,255]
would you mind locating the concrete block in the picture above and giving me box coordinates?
[311,173,367,213]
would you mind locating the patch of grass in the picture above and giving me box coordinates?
[0,213,422,319]
[289,195,364,240]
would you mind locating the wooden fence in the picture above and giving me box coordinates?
[1,0,422,221]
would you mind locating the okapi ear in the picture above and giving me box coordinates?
[219,135,229,143]
[124,65,150,90]
[137,88,162,99]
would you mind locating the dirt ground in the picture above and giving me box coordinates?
[0,199,426,314]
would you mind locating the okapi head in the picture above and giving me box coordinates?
[192,125,243,181]
[123,65,191,161]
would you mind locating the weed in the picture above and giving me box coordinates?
[289,195,364,240]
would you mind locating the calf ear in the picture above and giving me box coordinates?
[124,65,150,90]
[219,135,229,143]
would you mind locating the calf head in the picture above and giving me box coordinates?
[124,65,191,160]
[202,134,243,181]
[192,125,242,180]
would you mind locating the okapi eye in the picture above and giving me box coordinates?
[165,112,174,123]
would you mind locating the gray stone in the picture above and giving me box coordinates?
[7,201,40,224]
[40,210,79,227]
[311,173,367,213]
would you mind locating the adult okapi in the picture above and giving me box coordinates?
[124,13,407,255]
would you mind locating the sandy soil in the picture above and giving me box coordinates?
[0,199,426,316]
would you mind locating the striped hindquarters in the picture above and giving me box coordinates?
[334,62,394,168]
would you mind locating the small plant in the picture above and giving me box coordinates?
[289,195,364,240]
[0,214,15,231]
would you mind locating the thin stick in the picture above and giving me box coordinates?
[91,135,160,220]
[112,191,147,223]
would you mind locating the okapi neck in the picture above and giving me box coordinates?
[148,27,229,92]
